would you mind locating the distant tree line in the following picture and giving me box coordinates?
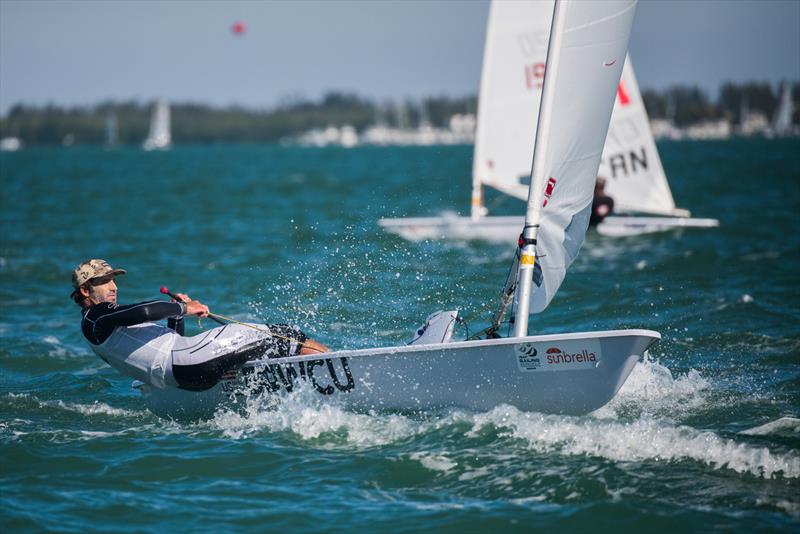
[1,82,797,146]
[641,81,800,127]
[0,92,477,146]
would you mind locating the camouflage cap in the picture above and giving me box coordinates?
[70,259,126,297]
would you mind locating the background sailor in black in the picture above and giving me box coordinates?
[590,176,615,227]
[72,258,328,391]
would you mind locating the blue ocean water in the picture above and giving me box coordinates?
[1,139,798,531]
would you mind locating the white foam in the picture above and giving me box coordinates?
[41,335,70,358]
[55,400,141,418]
[409,452,457,473]
[766,498,799,515]
[740,417,800,436]
[594,355,710,419]
[79,430,115,438]
[3,392,141,418]
[471,406,800,479]
[457,465,492,482]
[211,384,421,446]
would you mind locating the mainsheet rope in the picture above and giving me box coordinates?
[160,287,327,354]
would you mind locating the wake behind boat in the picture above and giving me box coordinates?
[140,0,658,421]
[379,0,718,242]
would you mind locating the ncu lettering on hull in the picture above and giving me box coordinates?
[235,357,355,396]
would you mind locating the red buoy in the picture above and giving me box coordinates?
[231,21,246,36]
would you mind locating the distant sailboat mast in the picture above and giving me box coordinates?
[143,101,172,151]
[469,2,496,220]
[105,114,118,147]
[773,81,794,136]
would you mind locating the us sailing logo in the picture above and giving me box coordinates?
[515,343,541,370]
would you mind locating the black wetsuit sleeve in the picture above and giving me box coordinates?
[81,300,186,345]
[168,316,185,336]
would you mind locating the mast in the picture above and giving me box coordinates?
[470,2,498,220]
[513,0,567,338]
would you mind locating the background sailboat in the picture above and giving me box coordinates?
[104,113,118,148]
[379,0,718,242]
[138,0,659,421]
[592,61,719,236]
[142,100,172,151]
[772,81,795,137]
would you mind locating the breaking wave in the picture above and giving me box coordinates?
[471,405,799,479]
[3,392,143,419]
[594,354,711,419]
[741,417,800,437]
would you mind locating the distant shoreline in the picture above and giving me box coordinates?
[1,82,797,146]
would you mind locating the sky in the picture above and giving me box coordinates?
[1,0,798,114]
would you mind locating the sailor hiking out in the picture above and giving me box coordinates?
[71,259,329,391]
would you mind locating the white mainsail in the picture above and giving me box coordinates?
[471,0,553,211]
[515,0,638,325]
[143,101,172,151]
[472,0,679,218]
[598,61,685,216]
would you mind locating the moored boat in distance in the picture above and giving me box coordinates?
[0,137,23,152]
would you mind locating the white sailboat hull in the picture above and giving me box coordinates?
[379,214,719,242]
[379,215,524,242]
[137,329,660,420]
[596,215,720,237]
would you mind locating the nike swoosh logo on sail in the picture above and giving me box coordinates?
[603,59,617,67]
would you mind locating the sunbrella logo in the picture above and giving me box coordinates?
[546,347,597,364]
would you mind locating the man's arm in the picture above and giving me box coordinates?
[83,301,186,345]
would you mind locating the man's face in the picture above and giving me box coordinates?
[82,276,118,305]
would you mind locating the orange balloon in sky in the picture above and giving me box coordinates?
[231,22,246,36]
